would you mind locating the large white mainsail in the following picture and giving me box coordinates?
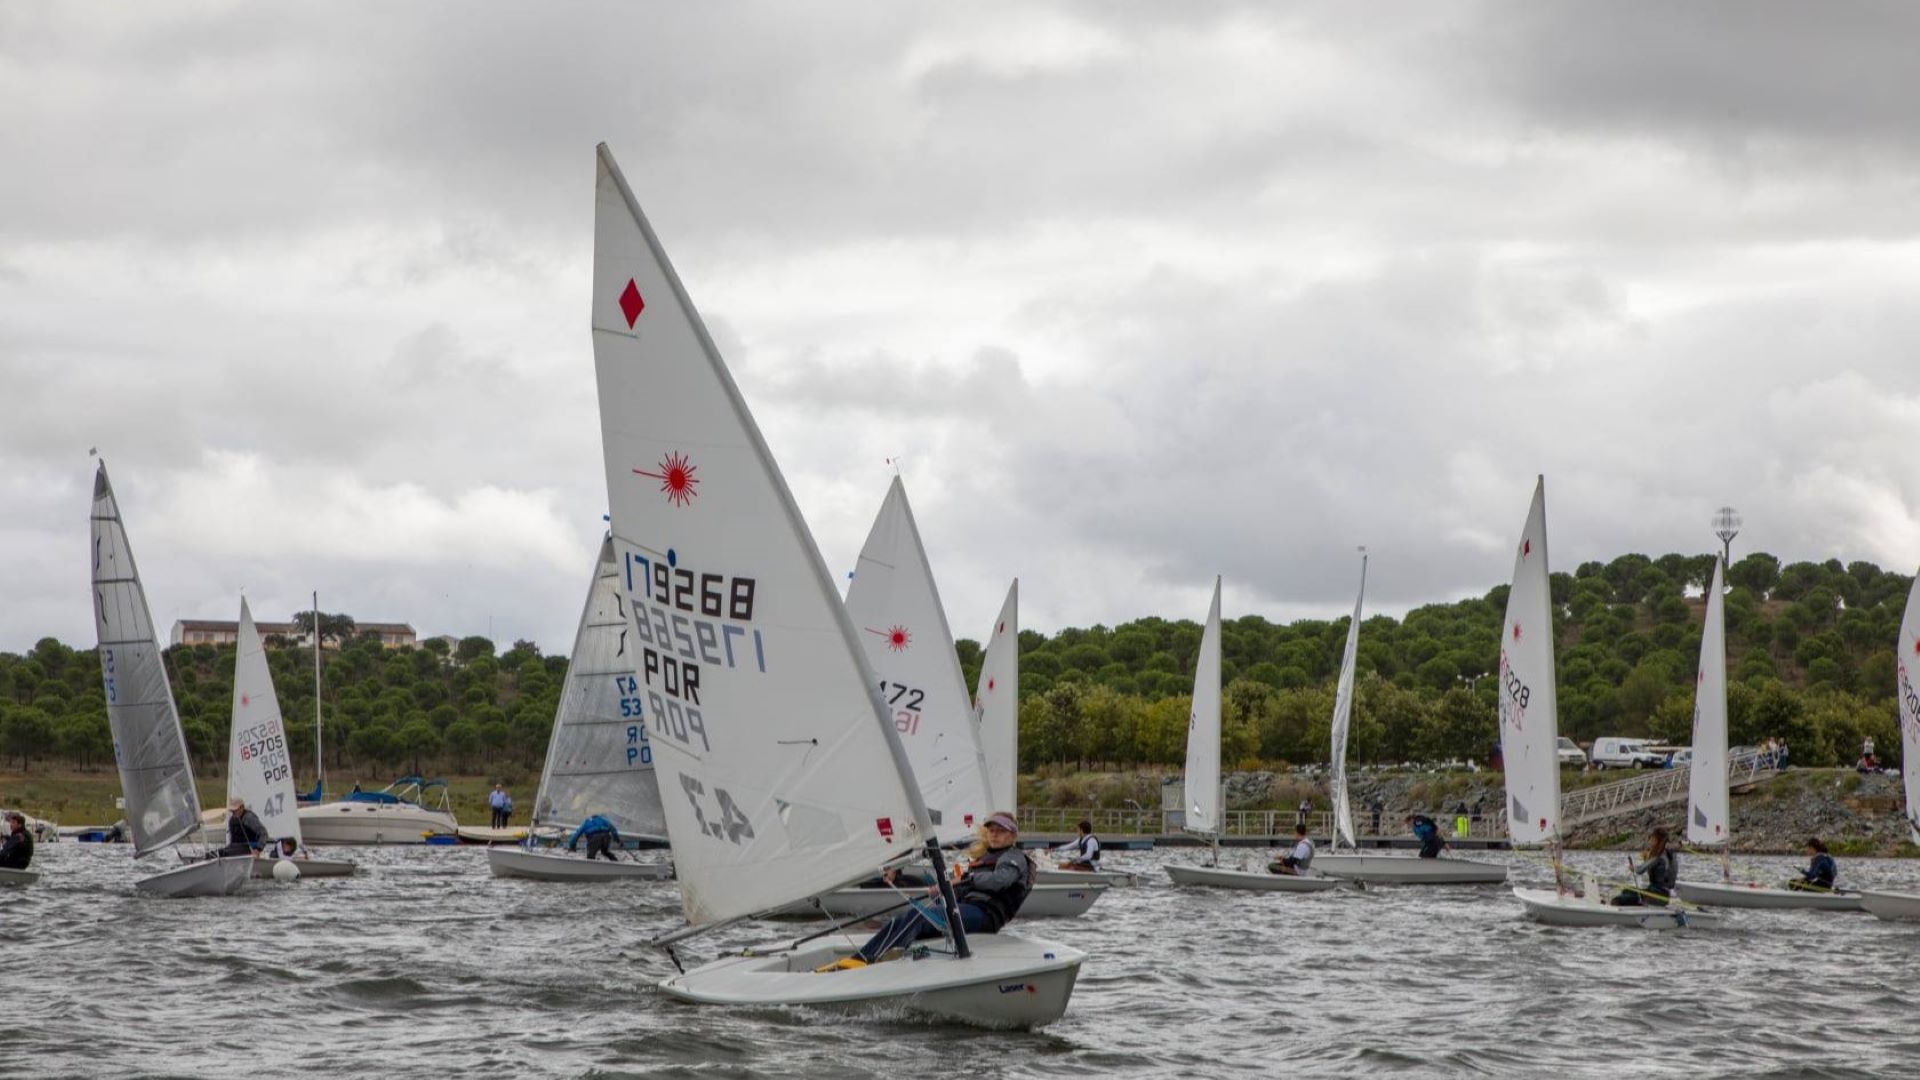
[228,597,301,845]
[531,536,669,841]
[1498,477,1560,846]
[845,476,991,844]
[1686,557,1730,847]
[1328,554,1368,850]
[973,580,1019,814]
[90,462,201,858]
[590,144,932,927]
[1182,577,1224,836]
[1898,571,1920,845]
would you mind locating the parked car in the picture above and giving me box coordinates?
[1555,737,1587,767]
[1665,748,1694,768]
[1590,737,1667,769]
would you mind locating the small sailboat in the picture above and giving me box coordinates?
[227,598,355,879]
[489,537,672,882]
[1313,553,1506,886]
[1861,571,1920,922]
[589,142,1081,1028]
[90,462,251,898]
[1503,479,1720,928]
[1166,578,1339,892]
[1676,558,1860,911]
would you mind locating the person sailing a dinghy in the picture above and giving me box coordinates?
[1268,823,1314,876]
[1609,827,1678,907]
[1406,814,1447,858]
[213,798,268,858]
[0,811,33,871]
[261,836,305,861]
[1788,837,1838,892]
[819,811,1033,972]
[567,814,623,861]
[1053,819,1101,871]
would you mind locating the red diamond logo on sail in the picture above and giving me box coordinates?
[1511,623,1522,641]
[241,694,250,706]
[876,817,894,842]
[1521,538,1531,558]
[618,279,645,328]
[986,678,996,692]
[634,451,699,507]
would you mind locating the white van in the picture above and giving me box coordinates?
[1590,737,1666,770]
[1555,737,1587,767]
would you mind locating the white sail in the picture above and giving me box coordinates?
[1686,557,1730,846]
[973,580,1019,814]
[590,144,928,926]
[845,477,992,844]
[1328,554,1367,850]
[228,597,301,844]
[531,536,669,841]
[1497,477,1561,846]
[90,462,202,858]
[1897,571,1920,844]
[1182,577,1224,835]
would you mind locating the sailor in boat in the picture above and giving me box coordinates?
[567,814,622,861]
[0,812,33,871]
[1267,823,1314,876]
[1608,827,1677,907]
[818,812,1034,972]
[1406,814,1447,858]
[1788,837,1838,892]
[212,798,268,858]
[1052,819,1101,871]
[261,836,306,861]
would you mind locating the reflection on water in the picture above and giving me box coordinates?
[6,843,1918,1078]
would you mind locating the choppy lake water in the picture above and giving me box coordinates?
[6,842,1918,1078]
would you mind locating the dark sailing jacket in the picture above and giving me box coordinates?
[954,846,1033,931]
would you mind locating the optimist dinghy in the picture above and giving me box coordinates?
[91,462,252,898]
[1165,579,1335,893]
[489,537,672,883]
[1311,552,1506,887]
[588,143,1081,1028]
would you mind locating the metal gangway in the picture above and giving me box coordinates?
[1557,746,1780,828]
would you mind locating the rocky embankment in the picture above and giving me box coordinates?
[1020,767,1916,856]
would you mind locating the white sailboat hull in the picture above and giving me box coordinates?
[297,803,458,845]
[776,882,1105,920]
[659,933,1084,1030]
[1312,853,1509,885]
[1035,866,1140,888]
[1513,887,1724,929]
[1674,880,1865,912]
[0,867,40,887]
[487,846,672,882]
[136,856,253,898]
[1165,864,1342,892]
[1860,890,1920,921]
[250,857,357,879]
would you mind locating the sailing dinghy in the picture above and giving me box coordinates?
[1675,558,1860,911]
[489,537,672,882]
[1861,571,1920,922]
[1502,480,1721,928]
[90,462,252,898]
[227,599,356,879]
[1166,578,1339,893]
[1312,553,1506,886]
[589,143,1082,1028]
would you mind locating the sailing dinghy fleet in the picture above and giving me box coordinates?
[42,143,1920,1029]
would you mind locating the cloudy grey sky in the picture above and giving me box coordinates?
[5,2,1919,655]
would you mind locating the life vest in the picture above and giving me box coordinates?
[956,846,1033,930]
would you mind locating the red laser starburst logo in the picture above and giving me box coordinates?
[1511,622,1522,641]
[867,625,912,652]
[1521,538,1532,558]
[634,452,700,507]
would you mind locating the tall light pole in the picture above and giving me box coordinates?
[1712,506,1741,567]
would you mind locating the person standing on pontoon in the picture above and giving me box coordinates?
[1268,823,1314,876]
[820,812,1033,971]
[0,812,33,871]
[1789,838,1838,892]
[1609,827,1677,907]
[489,784,511,828]
[1052,820,1100,871]
[567,814,622,861]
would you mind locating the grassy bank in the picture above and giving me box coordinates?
[0,768,542,828]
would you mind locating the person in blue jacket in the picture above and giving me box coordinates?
[1406,813,1447,858]
[1789,837,1837,892]
[568,814,622,861]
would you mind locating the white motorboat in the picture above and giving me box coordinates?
[91,462,249,898]
[0,867,40,887]
[1860,890,1920,921]
[1312,854,1507,885]
[1514,886,1724,929]
[1036,866,1140,888]
[589,142,1081,1028]
[775,882,1107,920]
[1164,864,1342,892]
[1674,880,1864,911]
[487,846,672,882]
[297,777,458,845]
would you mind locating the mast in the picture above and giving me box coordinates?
[313,590,324,798]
